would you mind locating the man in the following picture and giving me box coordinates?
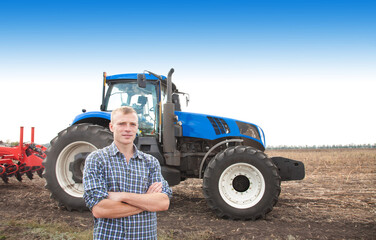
[83,106,172,239]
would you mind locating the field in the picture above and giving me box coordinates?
[0,149,375,239]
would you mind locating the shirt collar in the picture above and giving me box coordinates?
[109,142,141,160]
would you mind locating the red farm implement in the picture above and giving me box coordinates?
[0,127,46,183]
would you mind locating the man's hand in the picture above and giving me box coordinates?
[147,182,162,194]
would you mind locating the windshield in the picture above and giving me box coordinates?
[105,82,159,136]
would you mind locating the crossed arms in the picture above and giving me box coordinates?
[92,182,170,219]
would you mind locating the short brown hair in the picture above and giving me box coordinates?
[111,106,137,122]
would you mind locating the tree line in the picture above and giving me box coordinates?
[267,143,376,150]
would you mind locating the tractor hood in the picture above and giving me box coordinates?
[175,111,265,147]
[71,110,266,149]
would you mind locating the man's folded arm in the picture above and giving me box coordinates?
[92,199,143,219]
[108,182,170,212]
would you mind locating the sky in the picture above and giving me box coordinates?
[0,0,375,147]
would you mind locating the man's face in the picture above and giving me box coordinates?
[110,112,138,146]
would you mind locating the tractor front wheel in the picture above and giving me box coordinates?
[203,146,281,220]
[43,123,113,211]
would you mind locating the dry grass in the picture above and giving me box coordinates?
[0,219,93,240]
[266,148,376,224]
[1,148,375,239]
[157,148,376,239]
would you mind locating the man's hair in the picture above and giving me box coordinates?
[111,106,137,122]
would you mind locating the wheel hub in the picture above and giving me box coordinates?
[56,141,97,198]
[69,152,90,183]
[218,162,265,209]
[232,175,250,192]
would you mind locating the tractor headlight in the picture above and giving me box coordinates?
[236,121,260,140]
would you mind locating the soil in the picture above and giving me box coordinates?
[0,149,375,239]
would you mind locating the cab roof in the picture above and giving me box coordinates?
[106,73,167,81]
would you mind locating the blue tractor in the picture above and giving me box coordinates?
[43,68,305,220]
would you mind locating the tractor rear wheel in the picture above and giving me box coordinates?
[43,123,113,211]
[203,146,281,220]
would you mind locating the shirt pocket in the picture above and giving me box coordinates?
[106,164,127,192]
[130,171,149,194]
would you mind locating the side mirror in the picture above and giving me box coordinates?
[137,74,146,88]
[172,94,181,111]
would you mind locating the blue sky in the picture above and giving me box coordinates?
[1,0,375,146]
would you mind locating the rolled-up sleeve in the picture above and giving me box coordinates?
[149,157,173,199]
[83,151,109,210]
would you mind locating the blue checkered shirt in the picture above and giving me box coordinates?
[83,142,172,240]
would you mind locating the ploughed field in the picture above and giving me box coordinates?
[0,149,375,239]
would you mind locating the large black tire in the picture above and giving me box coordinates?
[203,146,281,220]
[43,123,113,211]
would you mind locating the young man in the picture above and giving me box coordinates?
[83,106,172,240]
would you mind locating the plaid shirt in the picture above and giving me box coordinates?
[83,142,172,240]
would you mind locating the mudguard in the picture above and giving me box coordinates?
[72,111,111,124]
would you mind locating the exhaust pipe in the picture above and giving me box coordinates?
[163,68,180,166]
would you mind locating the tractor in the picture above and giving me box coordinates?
[43,68,305,220]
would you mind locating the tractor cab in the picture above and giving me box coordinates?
[103,81,159,136]
[101,73,173,137]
